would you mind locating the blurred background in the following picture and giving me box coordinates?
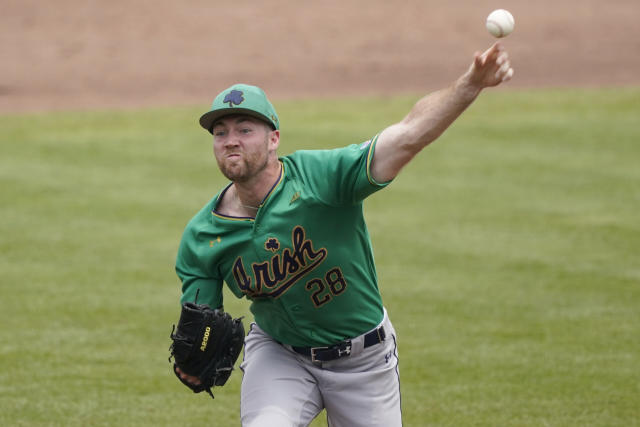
[2,0,639,112]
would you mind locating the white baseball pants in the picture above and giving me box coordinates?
[240,310,402,427]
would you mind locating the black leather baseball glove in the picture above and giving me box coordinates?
[169,301,245,398]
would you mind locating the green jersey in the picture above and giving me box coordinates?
[176,135,390,347]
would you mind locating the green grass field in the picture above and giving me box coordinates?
[1,88,639,426]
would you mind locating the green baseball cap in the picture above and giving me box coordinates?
[199,83,279,133]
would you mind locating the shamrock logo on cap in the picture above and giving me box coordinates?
[223,90,244,107]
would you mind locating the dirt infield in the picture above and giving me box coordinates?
[2,0,639,113]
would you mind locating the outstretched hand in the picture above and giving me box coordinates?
[466,42,514,89]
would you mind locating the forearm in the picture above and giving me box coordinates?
[372,74,482,182]
[370,42,513,183]
[399,73,481,149]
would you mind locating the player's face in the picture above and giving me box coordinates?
[212,115,278,183]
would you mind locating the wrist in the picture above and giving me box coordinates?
[455,72,483,102]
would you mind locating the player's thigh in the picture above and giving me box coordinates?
[323,326,402,427]
[240,323,323,427]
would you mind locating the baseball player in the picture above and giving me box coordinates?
[174,42,513,426]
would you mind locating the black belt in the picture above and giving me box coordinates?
[291,326,386,363]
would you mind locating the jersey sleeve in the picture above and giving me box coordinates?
[287,134,391,206]
[175,221,224,309]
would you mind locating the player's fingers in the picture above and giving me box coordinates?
[496,51,509,66]
[187,376,202,385]
[486,42,503,61]
[473,51,484,68]
[178,369,202,385]
[502,67,514,82]
[478,43,504,70]
[495,60,511,79]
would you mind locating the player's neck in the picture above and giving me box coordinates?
[233,161,282,216]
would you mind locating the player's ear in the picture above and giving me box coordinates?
[268,129,280,151]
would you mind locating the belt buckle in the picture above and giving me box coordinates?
[310,340,352,362]
[310,346,329,363]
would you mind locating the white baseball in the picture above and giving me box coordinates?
[486,9,515,38]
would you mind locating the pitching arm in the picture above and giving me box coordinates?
[370,42,514,183]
